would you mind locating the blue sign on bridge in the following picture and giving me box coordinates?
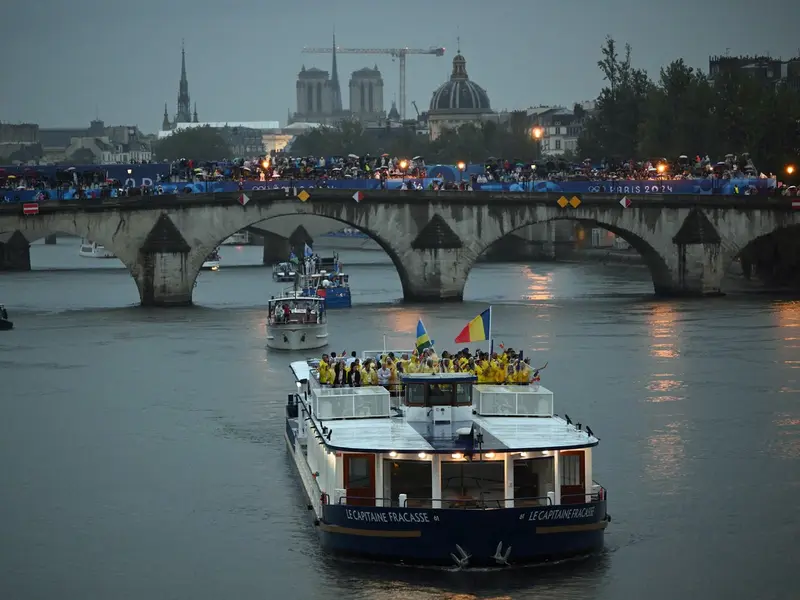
[0,162,776,202]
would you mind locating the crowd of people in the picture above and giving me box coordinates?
[315,347,544,388]
[3,151,797,200]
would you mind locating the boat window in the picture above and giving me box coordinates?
[427,383,454,406]
[455,383,472,406]
[406,383,426,407]
[347,456,372,488]
[560,454,583,486]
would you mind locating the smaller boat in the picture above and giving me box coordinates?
[272,261,297,282]
[267,291,327,351]
[0,305,12,330]
[303,271,352,308]
[202,249,221,271]
[78,239,115,258]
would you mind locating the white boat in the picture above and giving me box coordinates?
[78,239,115,258]
[285,350,609,567]
[222,231,250,245]
[267,292,328,351]
[202,249,221,271]
[272,261,297,282]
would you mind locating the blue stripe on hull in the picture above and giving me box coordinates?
[319,503,607,567]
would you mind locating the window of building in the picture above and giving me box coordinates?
[555,139,561,150]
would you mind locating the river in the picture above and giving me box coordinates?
[1,238,798,600]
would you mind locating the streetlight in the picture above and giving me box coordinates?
[399,159,408,183]
[457,161,466,184]
[531,127,543,140]
[787,165,796,176]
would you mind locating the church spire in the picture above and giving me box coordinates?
[162,103,171,131]
[330,30,342,112]
[176,40,191,123]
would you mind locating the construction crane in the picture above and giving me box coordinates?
[301,45,445,120]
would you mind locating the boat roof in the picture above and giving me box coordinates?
[271,293,324,303]
[289,360,598,452]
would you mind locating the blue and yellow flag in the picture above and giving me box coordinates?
[416,320,434,353]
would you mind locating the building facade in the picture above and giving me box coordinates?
[709,55,800,91]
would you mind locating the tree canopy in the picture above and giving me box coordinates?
[153,126,231,162]
[579,36,800,173]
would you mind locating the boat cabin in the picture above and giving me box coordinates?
[306,272,349,290]
[269,295,325,325]
[288,360,601,512]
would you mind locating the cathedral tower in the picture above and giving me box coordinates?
[176,41,192,123]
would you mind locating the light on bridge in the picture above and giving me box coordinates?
[531,127,543,140]
[656,164,666,174]
[399,160,408,170]
[787,165,796,175]
[457,161,466,171]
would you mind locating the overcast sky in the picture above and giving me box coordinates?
[0,0,795,132]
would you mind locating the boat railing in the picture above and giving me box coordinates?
[560,482,607,505]
[335,494,555,509]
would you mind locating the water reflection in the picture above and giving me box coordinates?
[647,304,680,359]
[770,414,800,460]
[645,421,687,488]
[522,266,554,302]
[776,301,800,359]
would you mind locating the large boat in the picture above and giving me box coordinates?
[201,249,221,271]
[0,304,12,331]
[285,352,610,568]
[78,239,115,258]
[302,271,352,308]
[267,292,328,351]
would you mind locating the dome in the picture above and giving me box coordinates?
[429,53,491,113]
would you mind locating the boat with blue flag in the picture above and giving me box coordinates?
[285,342,610,567]
[300,249,352,308]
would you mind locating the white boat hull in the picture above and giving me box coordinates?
[201,260,220,270]
[267,323,328,351]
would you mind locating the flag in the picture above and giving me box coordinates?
[619,196,631,208]
[238,193,249,205]
[353,191,364,203]
[415,320,434,353]
[304,243,313,257]
[455,307,491,343]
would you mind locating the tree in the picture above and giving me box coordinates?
[579,36,652,160]
[154,126,231,161]
[638,59,717,158]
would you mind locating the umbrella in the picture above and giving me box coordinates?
[381,153,389,157]
[347,153,359,159]
[66,166,76,171]
[7,175,16,179]
[193,167,204,172]
[412,156,423,161]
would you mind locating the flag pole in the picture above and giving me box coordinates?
[489,305,494,356]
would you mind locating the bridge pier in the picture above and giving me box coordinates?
[45,233,57,245]
[399,249,474,302]
[0,231,31,271]
[132,214,197,307]
[289,226,313,260]
[261,230,291,265]
[668,209,726,296]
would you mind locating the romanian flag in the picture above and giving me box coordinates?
[416,320,434,353]
[455,307,491,344]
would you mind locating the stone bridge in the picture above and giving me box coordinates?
[1,189,798,306]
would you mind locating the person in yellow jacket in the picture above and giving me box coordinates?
[361,360,379,386]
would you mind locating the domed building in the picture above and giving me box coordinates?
[428,52,495,140]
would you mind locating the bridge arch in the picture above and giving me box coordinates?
[729,224,800,289]
[472,216,675,294]
[181,205,415,304]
